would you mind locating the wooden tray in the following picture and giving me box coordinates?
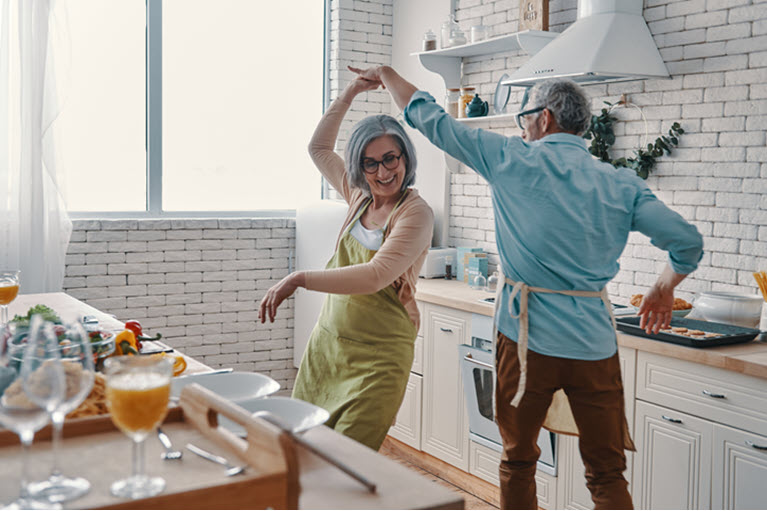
[0,384,300,509]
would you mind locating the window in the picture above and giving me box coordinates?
[61,0,325,215]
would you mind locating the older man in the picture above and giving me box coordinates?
[352,65,703,510]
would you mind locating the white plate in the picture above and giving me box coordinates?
[220,396,330,436]
[494,73,510,115]
[170,371,280,402]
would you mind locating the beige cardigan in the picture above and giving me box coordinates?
[304,97,434,330]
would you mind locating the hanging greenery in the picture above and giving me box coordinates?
[582,101,685,179]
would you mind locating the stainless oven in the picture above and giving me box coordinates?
[460,313,557,476]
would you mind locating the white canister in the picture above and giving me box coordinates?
[693,291,764,328]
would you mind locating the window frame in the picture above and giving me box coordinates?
[69,0,329,219]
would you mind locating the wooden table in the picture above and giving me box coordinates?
[2,293,464,509]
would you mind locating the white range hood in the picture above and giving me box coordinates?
[503,0,669,87]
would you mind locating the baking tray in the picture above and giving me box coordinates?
[615,316,760,348]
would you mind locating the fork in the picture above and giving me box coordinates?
[186,443,245,476]
[157,428,183,460]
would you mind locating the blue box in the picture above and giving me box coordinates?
[468,256,488,285]
[456,247,483,282]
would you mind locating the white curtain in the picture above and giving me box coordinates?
[1,0,72,293]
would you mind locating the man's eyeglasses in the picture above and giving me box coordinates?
[362,153,403,174]
[515,106,546,130]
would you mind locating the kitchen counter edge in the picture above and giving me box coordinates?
[415,278,767,381]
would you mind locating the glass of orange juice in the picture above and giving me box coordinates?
[104,355,173,499]
[0,270,20,329]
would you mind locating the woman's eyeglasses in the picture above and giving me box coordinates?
[515,106,546,130]
[362,153,403,174]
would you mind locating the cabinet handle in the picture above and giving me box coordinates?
[439,327,453,333]
[463,354,494,370]
[746,441,767,451]
[702,389,726,399]
[661,415,683,424]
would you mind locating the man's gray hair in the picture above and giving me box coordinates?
[529,79,592,136]
[344,115,417,195]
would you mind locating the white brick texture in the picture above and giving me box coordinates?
[444,0,767,304]
[65,219,298,391]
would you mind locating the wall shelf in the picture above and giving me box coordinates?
[411,30,557,89]
[456,113,517,124]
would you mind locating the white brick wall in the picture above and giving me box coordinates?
[446,0,767,303]
[64,219,298,391]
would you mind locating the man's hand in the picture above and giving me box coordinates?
[637,283,674,334]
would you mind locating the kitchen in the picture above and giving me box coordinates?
[2,0,767,509]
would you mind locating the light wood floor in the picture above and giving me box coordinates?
[379,442,499,510]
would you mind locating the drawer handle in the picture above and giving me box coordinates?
[463,354,494,370]
[746,441,767,451]
[702,390,726,399]
[440,327,453,333]
[661,415,683,424]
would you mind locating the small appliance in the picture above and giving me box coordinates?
[419,247,457,279]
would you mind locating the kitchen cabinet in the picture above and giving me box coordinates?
[557,347,636,510]
[389,373,423,449]
[633,351,767,509]
[421,302,472,470]
[712,424,767,510]
[634,400,713,510]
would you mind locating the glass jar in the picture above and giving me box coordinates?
[459,87,475,118]
[441,14,459,48]
[422,29,437,51]
[448,28,467,47]
[486,271,499,293]
[470,24,489,43]
[445,88,461,118]
[471,274,487,290]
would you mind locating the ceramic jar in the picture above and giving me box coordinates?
[692,291,764,328]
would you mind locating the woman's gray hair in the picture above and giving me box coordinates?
[529,79,591,136]
[344,115,417,195]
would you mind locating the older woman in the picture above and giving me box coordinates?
[258,75,433,450]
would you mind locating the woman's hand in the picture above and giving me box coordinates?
[637,283,674,335]
[348,65,385,86]
[259,272,305,324]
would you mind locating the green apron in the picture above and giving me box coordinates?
[292,193,417,450]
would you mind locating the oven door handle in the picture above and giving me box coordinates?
[463,353,494,371]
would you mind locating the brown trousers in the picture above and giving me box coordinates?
[495,333,633,510]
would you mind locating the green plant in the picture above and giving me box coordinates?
[583,101,685,179]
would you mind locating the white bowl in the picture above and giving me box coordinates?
[692,292,763,328]
[170,371,280,402]
[220,396,330,436]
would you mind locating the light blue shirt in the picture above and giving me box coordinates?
[405,91,704,360]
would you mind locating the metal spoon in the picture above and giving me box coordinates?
[186,443,245,476]
[157,428,183,460]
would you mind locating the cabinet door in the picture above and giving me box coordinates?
[634,400,713,510]
[712,423,767,510]
[557,347,636,509]
[388,373,423,449]
[421,304,471,470]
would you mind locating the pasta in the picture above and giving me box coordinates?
[67,373,108,419]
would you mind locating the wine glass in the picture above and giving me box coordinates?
[0,316,60,510]
[0,270,20,329]
[104,355,173,499]
[25,321,94,503]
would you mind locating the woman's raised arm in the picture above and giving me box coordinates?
[308,77,380,203]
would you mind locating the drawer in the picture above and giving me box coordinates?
[636,351,767,435]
